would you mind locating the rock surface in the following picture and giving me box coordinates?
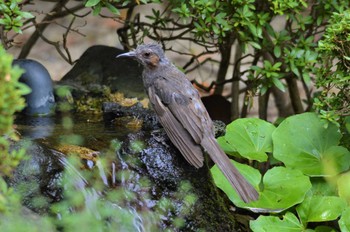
[58,45,146,99]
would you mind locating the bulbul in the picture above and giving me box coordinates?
[117,43,259,203]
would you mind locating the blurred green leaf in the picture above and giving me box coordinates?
[339,207,350,232]
[85,0,100,7]
[337,172,350,204]
[273,113,350,176]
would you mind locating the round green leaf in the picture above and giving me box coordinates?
[339,207,350,232]
[224,118,276,162]
[250,212,304,232]
[322,146,350,176]
[296,196,346,223]
[272,112,347,176]
[310,178,337,197]
[246,167,311,212]
[216,136,237,156]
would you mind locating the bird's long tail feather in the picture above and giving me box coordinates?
[202,137,259,203]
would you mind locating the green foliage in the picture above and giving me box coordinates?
[0,45,30,177]
[171,0,260,43]
[85,0,154,15]
[0,0,34,33]
[212,113,350,230]
[314,9,350,123]
[0,45,40,228]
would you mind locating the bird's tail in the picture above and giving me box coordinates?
[202,137,259,203]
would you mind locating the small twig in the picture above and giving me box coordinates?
[62,16,76,64]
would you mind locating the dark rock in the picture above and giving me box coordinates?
[119,125,238,231]
[8,140,64,214]
[13,59,55,116]
[58,45,145,99]
[102,102,160,130]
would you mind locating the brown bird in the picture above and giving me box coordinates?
[117,43,259,203]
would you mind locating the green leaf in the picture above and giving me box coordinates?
[339,207,350,232]
[274,46,281,58]
[322,146,350,176]
[250,212,304,232]
[272,113,349,176]
[272,77,285,92]
[314,226,338,232]
[213,165,311,212]
[105,2,120,15]
[311,178,337,197]
[85,0,100,7]
[302,72,311,85]
[337,172,350,203]
[92,4,102,15]
[19,12,34,19]
[211,160,261,208]
[216,136,237,156]
[345,116,350,133]
[223,118,276,162]
[296,196,346,224]
[249,41,262,49]
[247,167,311,212]
[290,62,300,77]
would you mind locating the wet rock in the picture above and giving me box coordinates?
[103,102,160,130]
[13,59,55,116]
[58,45,145,99]
[118,126,238,231]
[8,140,64,214]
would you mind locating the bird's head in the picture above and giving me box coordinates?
[116,43,166,69]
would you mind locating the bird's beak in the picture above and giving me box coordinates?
[116,51,136,59]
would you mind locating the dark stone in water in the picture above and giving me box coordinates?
[118,128,238,231]
[103,101,239,231]
[58,45,145,99]
[8,141,64,214]
[102,102,160,130]
[13,59,55,116]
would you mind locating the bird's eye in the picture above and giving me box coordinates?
[144,52,151,57]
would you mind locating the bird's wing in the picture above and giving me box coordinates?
[148,85,204,168]
[147,69,214,168]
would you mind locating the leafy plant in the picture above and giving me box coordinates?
[0,0,34,33]
[314,9,350,125]
[212,113,350,230]
[0,45,30,177]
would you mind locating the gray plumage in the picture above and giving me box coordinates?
[117,43,259,203]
